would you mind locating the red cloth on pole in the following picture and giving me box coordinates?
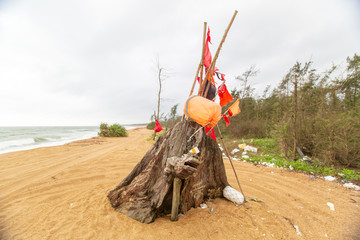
[223,114,230,127]
[218,84,234,107]
[153,119,163,133]
[205,125,216,141]
[204,28,212,69]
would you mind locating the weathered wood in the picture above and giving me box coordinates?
[107,120,228,223]
[170,177,182,221]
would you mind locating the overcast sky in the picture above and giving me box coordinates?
[0,0,359,126]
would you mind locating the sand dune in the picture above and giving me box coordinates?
[0,127,359,239]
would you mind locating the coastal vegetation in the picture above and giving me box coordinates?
[155,53,360,178]
[98,123,127,137]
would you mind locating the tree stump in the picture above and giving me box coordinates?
[107,120,229,223]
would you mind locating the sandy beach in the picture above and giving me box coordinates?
[0,127,359,239]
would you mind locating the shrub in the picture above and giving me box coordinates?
[98,123,127,137]
[99,123,109,137]
[146,121,156,130]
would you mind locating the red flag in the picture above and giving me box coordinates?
[153,119,163,133]
[223,114,230,127]
[220,73,226,81]
[218,84,234,107]
[228,99,241,117]
[204,28,212,69]
[205,125,216,141]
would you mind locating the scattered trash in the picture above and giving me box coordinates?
[324,176,336,181]
[343,182,360,191]
[289,165,294,171]
[178,213,182,216]
[327,202,335,211]
[294,225,302,236]
[238,143,246,149]
[310,175,317,179]
[190,147,200,154]
[210,208,213,212]
[337,173,345,177]
[242,151,247,156]
[70,203,74,207]
[342,179,347,183]
[200,203,208,209]
[223,186,244,204]
[244,146,257,153]
[242,155,249,159]
[261,162,275,168]
[325,233,328,238]
[231,148,240,155]
[250,197,264,203]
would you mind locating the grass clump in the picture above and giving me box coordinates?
[98,123,127,137]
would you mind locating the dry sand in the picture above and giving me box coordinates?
[0,127,359,240]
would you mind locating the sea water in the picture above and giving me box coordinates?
[0,126,100,154]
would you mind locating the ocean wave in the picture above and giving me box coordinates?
[33,137,48,143]
[0,126,99,154]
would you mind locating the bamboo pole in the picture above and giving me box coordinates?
[189,22,207,97]
[183,22,207,121]
[201,10,238,97]
[215,125,247,203]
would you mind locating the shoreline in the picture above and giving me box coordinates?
[0,125,147,155]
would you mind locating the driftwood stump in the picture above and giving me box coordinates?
[107,120,228,223]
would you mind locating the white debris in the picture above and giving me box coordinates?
[327,202,335,211]
[200,203,208,209]
[343,182,360,191]
[261,162,275,168]
[223,186,244,204]
[231,148,240,155]
[244,146,257,153]
[242,151,247,156]
[242,155,249,159]
[324,176,336,181]
[294,225,302,236]
[289,165,294,171]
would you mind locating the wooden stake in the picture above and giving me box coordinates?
[202,10,238,97]
[170,177,182,221]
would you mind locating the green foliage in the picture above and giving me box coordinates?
[240,138,360,182]
[147,121,156,130]
[222,54,360,169]
[98,123,127,137]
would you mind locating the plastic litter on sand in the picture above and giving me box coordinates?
[294,225,302,236]
[244,146,257,153]
[200,203,208,209]
[343,182,360,191]
[327,202,335,211]
[231,148,240,154]
[324,176,336,181]
[223,186,244,204]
